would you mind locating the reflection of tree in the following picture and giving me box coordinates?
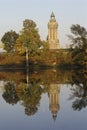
[2,81,19,105]
[25,104,38,116]
[1,68,87,117]
[69,70,87,111]
[20,82,44,116]
[72,98,87,111]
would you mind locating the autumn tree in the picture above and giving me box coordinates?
[15,19,45,67]
[1,30,19,53]
[68,24,87,67]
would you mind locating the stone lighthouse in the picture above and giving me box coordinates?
[48,12,60,49]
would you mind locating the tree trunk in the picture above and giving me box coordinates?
[26,67,29,88]
[26,47,29,89]
[26,47,29,68]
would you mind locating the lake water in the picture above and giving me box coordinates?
[0,69,87,130]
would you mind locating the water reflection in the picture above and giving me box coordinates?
[0,68,87,120]
[69,70,87,111]
[48,84,60,120]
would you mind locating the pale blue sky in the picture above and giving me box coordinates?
[0,0,87,47]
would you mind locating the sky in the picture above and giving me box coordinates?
[0,0,87,48]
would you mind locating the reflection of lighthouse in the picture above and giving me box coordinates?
[49,84,60,120]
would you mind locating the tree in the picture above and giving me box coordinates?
[15,19,44,67]
[1,30,19,53]
[2,81,19,105]
[68,24,87,67]
[69,70,87,111]
[20,81,44,116]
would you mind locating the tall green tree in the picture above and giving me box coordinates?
[68,24,87,67]
[15,19,43,67]
[1,30,19,53]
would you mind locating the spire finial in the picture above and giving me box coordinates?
[51,11,55,18]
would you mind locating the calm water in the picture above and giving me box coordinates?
[0,69,87,130]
